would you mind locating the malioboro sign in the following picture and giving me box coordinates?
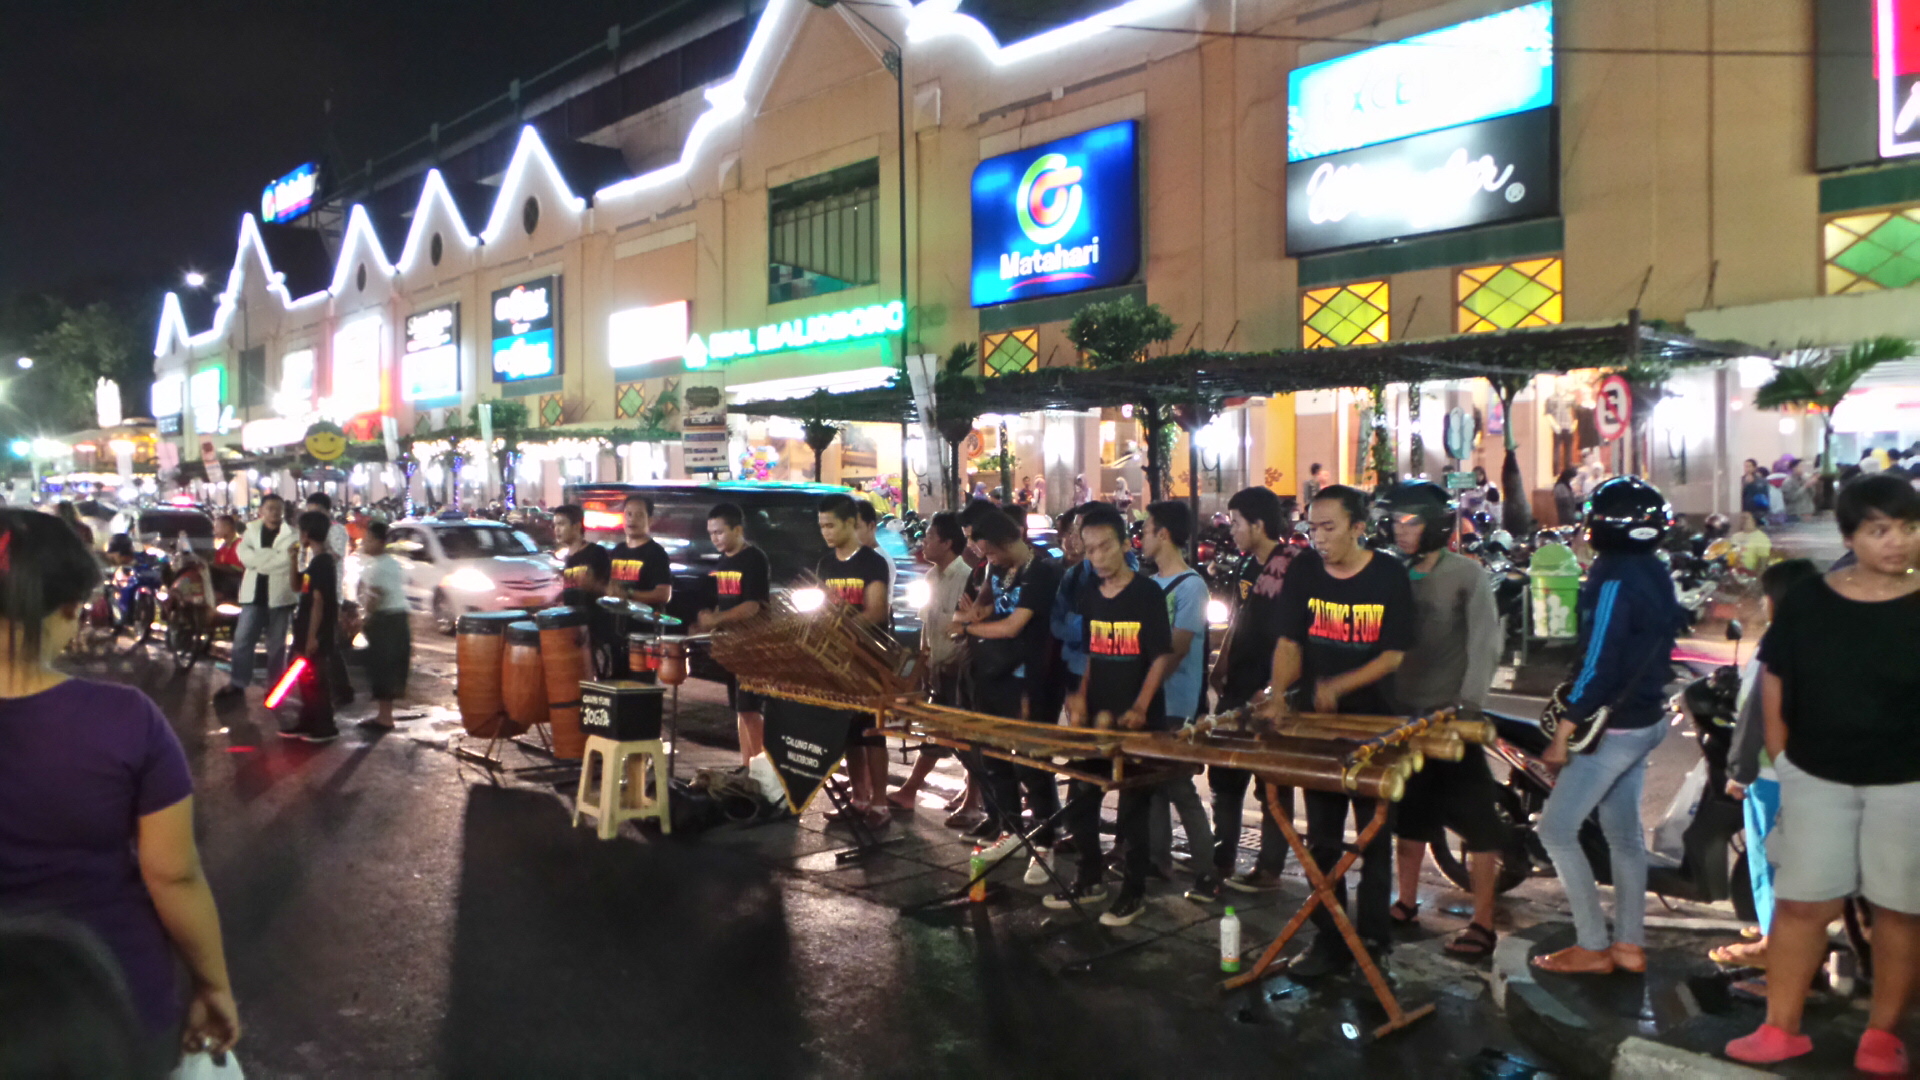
[683,300,905,369]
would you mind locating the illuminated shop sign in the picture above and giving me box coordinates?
[683,300,904,370]
[275,348,314,417]
[261,163,320,224]
[970,119,1140,307]
[1288,1,1554,162]
[328,316,384,416]
[189,367,233,435]
[609,301,690,369]
[1285,107,1557,256]
[491,277,560,382]
[402,304,461,401]
[1880,0,1920,157]
[152,373,184,421]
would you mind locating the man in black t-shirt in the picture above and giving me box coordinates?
[283,510,341,743]
[1264,484,1415,977]
[696,502,772,765]
[554,504,610,607]
[608,493,673,609]
[1045,505,1176,927]
[816,494,895,829]
[952,507,1063,879]
[1208,486,1310,894]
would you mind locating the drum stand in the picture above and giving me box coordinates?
[454,720,580,783]
[1221,781,1435,1040]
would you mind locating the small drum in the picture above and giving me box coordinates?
[536,606,593,760]
[626,632,662,685]
[501,621,546,737]
[658,640,687,687]
[456,612,524,739]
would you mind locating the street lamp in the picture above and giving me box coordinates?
[15,356,30,370]
[184,270,207,288]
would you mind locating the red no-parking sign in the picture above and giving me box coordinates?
[1596,374,1632,441]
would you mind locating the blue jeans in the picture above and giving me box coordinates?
[1539,720,1667,950]
[1744,776,1780,936]
[229,603,294,689]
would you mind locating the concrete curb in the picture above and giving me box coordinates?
[1610,1037,1775,1079]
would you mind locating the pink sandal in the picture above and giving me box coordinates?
[1725,1024,1812,1066]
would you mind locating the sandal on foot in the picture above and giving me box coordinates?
[1530,945,1615,974]
[1444,923,1498,959]
[1389,900,1421,926]
[1856,1029,1909,1076]
[1609,943,1647,974]
[1708,940,1768,968]
[1725,1024,1812,1066]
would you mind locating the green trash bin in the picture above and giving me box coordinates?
[1529,544,1581,639]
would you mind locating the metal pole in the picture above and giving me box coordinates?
[1188,372,1202,564]
[894,51,908,379]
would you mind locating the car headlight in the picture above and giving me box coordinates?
[904,578,932,610]
[1206,598,1230,626]
[444,567,495,593]
[791,587,826,612]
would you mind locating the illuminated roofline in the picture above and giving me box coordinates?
[160,0,1194,353]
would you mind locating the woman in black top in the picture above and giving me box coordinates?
[1726,476,1920,1073]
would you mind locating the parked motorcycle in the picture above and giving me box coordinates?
[1430,623,1755,920]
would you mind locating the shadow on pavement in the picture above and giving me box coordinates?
[439,786,809,1076]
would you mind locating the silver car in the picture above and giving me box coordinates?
[347,517,562,633]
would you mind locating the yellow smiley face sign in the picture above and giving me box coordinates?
[304,421,348,462]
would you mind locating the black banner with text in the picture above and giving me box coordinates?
[762,697,858,814]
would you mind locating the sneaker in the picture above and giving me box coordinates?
[298,726,340,744]
[1100,890,1146,927]
[1286,934,1354,979]
[1042,880,1109,911]
[943,808,986,831]
[978,832,1024,866]
[1023,852,1053,886]
[1225,868,1284,893]
[965,816,1001,840]
[1184,873,1223,903]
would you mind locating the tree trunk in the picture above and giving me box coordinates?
[1498,385,1533,537]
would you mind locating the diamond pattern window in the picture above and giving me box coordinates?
[981,328,1039,376]
[1457,257,1563,334]
[1301,281,1390,349]
[1824,208,1920,293]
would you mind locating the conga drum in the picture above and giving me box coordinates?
[456,612,523,738]
[501,621,546,737]
[536,606,593,759]
[659,640,687,686]
[627,632,660,681]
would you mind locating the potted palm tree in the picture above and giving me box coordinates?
[1754,336,1910,475]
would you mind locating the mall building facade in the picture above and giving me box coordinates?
[150,0,1920,518]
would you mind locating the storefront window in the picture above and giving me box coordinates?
[982,328,1039,376]
[1457,257,1563,333]
[1301,281,1389,348]
[1823,208,1920,293]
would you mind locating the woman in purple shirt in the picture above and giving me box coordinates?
[0,509,240,1061]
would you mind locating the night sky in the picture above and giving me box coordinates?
[0,0,704,301]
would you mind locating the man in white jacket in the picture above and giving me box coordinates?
[215,495,300,699]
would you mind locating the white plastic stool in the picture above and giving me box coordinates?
[572,735,671,839]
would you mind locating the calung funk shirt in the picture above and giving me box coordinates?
[1276,552,1416,716]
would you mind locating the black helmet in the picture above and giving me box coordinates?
[1382,481,1456,555]
[107,533,135,557]
[1584,476,1673,553]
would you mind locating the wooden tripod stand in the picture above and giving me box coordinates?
[1220,781,1436,1040]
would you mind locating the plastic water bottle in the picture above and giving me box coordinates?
[1221,906,1242,973]
[969,847,988,903]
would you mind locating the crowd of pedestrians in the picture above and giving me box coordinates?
[1,456,1915,1074]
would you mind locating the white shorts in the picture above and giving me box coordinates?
[1770,753,1920,913]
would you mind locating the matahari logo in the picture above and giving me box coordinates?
[1017,153,1083,245]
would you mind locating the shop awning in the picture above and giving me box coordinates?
[728,320,1765,424]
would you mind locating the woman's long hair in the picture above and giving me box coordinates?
[0,509,102,664]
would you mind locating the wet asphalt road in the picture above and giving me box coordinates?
[61,609,1754,1079]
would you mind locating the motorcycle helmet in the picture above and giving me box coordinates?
[1584,475,1674,553]
[1381,481,1456,555]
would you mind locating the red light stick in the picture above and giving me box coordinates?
[264,656,309,709]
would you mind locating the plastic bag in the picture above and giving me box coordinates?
[173,1050,244,1080]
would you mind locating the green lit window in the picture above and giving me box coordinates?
[769,159,880,305]
[1457,257,1563,334]
[981,328,1039,376]
[1824,208,1920,293]
[1301,281,1389,349]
